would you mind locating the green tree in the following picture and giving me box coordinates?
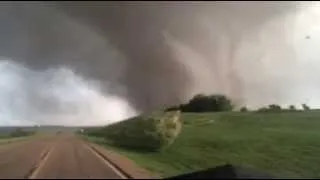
[268,104,282,112]
[181,94,233,112]
[240,106,248,112]
[302,104,310,111]
[289,105,296,111]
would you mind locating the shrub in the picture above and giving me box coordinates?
[97,110,183,151]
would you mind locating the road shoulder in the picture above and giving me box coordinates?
[83,140,157,179]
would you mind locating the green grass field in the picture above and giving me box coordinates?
[85,111,320,178]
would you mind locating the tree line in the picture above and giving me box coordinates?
[166,94,311,113]
[252,103,310,113]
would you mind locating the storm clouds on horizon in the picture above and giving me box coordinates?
[0,1,319,126]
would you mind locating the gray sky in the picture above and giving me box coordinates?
[0,2,319,126]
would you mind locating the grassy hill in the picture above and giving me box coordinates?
[84,111,320,178]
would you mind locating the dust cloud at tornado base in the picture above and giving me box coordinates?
[0,2,319,126]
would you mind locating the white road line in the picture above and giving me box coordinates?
[28,143,56,179]
[83,143,128,179]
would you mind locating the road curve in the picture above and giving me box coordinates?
[0,133,125,179]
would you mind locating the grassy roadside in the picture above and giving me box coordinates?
[0,128,39,145]
[83,112,320,178]
[0,135,33,145]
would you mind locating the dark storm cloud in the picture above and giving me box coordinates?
[51,1,299,111]
[0,1,310,120]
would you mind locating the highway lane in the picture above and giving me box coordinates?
[0,133,125,179]
[34,133,123,179]
[0,135,56,179]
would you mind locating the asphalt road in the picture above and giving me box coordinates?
[0,133,124,179]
